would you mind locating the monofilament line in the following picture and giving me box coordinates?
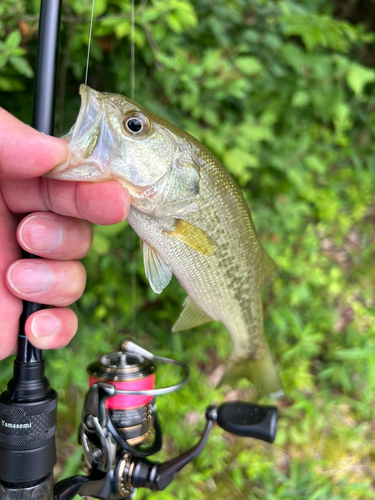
[131,0,135,100]
[131,0,137,338]
[85,0,96,85]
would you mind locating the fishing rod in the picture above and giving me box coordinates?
[0,0,62,498]
[0,2,279,499]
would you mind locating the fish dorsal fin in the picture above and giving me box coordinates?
[172,296,214,331]
[142,242,172,294]
[262,247,277,277]
[165,219,216,256]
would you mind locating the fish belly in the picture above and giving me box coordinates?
[126,204,265,360]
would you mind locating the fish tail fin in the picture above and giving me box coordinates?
[218,342,284,399]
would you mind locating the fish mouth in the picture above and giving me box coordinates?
[46,85,114,181]
[47,85,159,199]
[46,85,171,206]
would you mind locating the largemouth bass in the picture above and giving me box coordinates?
[48,85,283,398]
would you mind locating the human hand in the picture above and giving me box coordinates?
[0,108,130,359]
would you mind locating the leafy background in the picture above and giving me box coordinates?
[1,0,375,498]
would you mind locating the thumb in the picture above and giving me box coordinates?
[0,108,68,179]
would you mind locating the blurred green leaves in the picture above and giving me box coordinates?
[1,0,375,498]
[280,12,371,52]
[0,30,33,90]
[347,63,375,95]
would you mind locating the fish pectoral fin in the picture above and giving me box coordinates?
[218,342,284,399]
[164,219,216,256]
[142,242,172,294]
[262,247,277,277]
[172,296,214,331]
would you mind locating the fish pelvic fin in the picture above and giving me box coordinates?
[218,342,284,399]
[142,242,172,294]
[172,296,214,331]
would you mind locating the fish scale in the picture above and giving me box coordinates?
[46,85,283,398]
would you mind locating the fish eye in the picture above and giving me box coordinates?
[123,113,150,137]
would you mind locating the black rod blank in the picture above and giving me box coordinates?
[33,0,62,134]
[17,0,63,363]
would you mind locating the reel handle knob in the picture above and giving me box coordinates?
[215,401,278,443]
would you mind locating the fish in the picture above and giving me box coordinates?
[47,84,283,398]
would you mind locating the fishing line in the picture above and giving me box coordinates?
[131,0,137,338]
[85,0,96,85]
[131,0,135,101]
[84,0,138,337]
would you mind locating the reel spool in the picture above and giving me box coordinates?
[81,340,190,472]
[87,342,156,446]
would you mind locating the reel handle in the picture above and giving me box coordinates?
[54,402,279,499]
[214,402,278,443]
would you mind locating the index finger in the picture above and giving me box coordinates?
[0,108,68,178]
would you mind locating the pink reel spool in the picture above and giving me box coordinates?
[87,349,156,445]
[88,374,155,410]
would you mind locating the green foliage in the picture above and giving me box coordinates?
[1,0,375,498]
[0,23,33,89]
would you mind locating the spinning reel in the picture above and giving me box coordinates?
[53,340,278,500]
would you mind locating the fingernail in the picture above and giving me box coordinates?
[8,261,53,294]
[19,216,65,252]
[121,185,130,221]
[42,135,69,166]
[31,314,61,338]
